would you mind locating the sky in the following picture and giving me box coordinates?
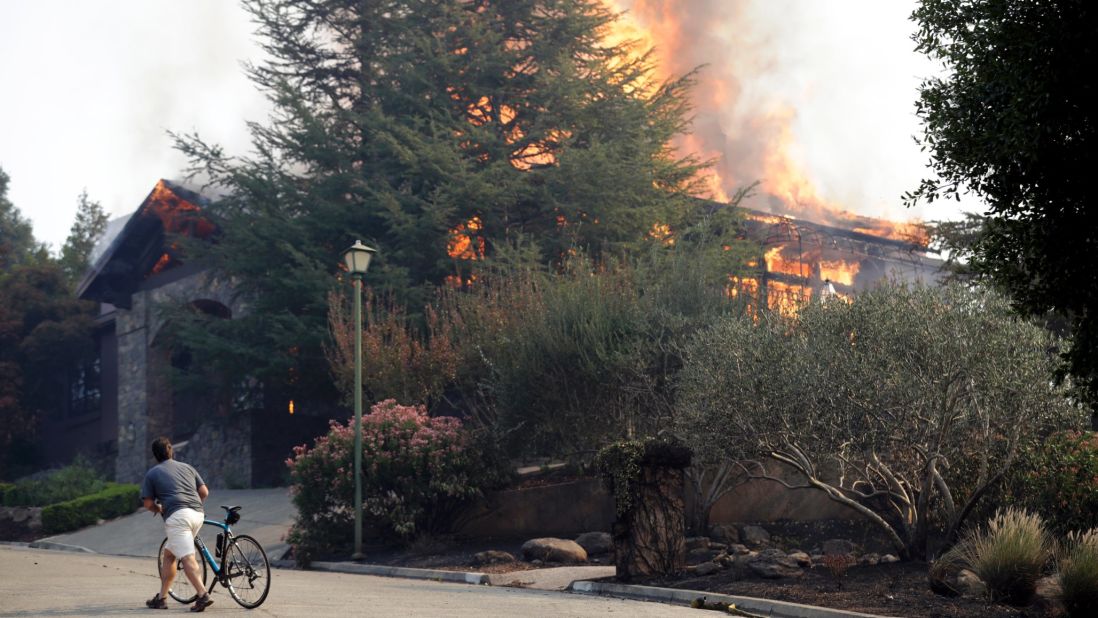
[0,0,972,253]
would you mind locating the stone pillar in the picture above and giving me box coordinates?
[114,291,150,483]
[607,442,692,580]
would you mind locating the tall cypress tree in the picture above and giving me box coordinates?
[172,0,710,405]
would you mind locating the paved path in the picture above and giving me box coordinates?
[40,488,294,560]
[0,546,693,617]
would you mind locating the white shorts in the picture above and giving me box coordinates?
[163,508,204,558]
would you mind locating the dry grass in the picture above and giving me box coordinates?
[1059,528,1098,617]
[948,508,1053,605]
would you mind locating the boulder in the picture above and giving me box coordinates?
[880,554,900,564]
[708,542,727,551]
[740,525,771,547]
[687,548,721,564]
[472,550,515,566]
[574,531,612,556]
[954,569,986,598]
[728,543,751,555]
[809,554,825,565]
[708,524,740,544]
[787,551,812,567]
[1032,575,1062,615]
[747,549,804,579]
[685,536,711,551]
[694,561,720,576]
[861,553,880,566]
[821,538,856,556]
[521,537,588,564]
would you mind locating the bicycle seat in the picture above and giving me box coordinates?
[220,505,242,513]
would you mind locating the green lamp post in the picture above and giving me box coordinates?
[342,239,376,560]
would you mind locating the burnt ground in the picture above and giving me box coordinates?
[622,561,1036,618]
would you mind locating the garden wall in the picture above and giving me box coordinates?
[453,474,861,540]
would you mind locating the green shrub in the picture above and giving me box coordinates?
[40,483,140,534]
[950,508,1053,605]
[3,459,106,507]
[1059,529,1098,617]
[0,482,13,503]
[1004,431,1098,536]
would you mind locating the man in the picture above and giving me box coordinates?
[141,437,213,612]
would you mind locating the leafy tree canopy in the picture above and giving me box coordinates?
[172,0,715,403]
[0,166,45,269]
[908,0,1098,408]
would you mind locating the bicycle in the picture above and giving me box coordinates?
[157,505,271,609]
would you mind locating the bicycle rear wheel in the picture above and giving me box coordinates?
[158,538,208,604]
[224,534,270,608]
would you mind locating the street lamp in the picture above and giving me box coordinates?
[342,239,376,560]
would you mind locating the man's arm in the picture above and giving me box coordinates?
[142,497,163,516]
[197,484,209,502]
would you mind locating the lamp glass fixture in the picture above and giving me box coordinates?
[342,240,377,275]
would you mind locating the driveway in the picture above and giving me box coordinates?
[39,488,294,560]
[0,546,695,617]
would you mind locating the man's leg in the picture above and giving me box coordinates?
[159,548,178,600]
[179,554,207,596]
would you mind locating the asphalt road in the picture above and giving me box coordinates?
[0,546,693,617]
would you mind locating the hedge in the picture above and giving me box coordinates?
[41,483,141,535]
[0,482,13,504]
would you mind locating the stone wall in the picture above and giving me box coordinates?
[174,415,253,490]
[0,506,42,542]
[113,269,242,483]
[455,479,615,538]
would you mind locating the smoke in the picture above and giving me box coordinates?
[607,0,936,228]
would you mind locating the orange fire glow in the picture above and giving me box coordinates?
[447,216,485,260]
[767,280,811,318]
[764,246,810,278]
[818,259,860,287]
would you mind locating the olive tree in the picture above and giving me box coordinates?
[675,283,1083,560]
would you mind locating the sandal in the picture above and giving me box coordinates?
[145,593,168,609]
[191,594,214,612]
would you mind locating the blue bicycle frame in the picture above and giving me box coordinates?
[194,518,232,579]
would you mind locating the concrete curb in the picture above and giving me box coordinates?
[568,581,888,618]
[309,561,490,585]
[26,540,97,554]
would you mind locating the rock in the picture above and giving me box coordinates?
[574,531,612,556]
[10,507,30,524]
[810,554,825,565]
[1032,575,1062,615]
[716,553,734,568]
[708,524,740,544]
[821,538,856,556]
[708,542,727,551]
[473,550,515,566]
[954,569,986,598]
[880,554,900,564]
[861,552,880,566]
[694,561,720,576]
[531,559,543,566]
[521,538,588,564]
[740,525,771,547]
[687,548,720,564]
[747,549,804,579]
[685,536,711,551]
[728,543,751,555]
[787,551,812,567]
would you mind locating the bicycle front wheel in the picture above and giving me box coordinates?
[158,537,208,604]
[224,534,271,608]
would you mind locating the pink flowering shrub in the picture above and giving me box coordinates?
[285,399,481,563]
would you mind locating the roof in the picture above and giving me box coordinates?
[76,179,214,309]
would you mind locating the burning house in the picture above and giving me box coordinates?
[734,207,942,316]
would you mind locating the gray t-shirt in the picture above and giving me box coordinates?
[140,460,206,520]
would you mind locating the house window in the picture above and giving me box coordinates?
[68,357,102,418]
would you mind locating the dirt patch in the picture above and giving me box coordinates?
[619,561,1029,618]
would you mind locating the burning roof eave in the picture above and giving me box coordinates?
[76,180,212,309]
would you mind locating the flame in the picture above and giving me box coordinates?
[764,246,809,278]
[818,259,860,287]
[767,280,811,318]
[601,1,929,246]
[447,216,485,260]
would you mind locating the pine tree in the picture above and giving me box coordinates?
[0,167,44,270]
[59,189,109,284]
[171,0,712,404]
